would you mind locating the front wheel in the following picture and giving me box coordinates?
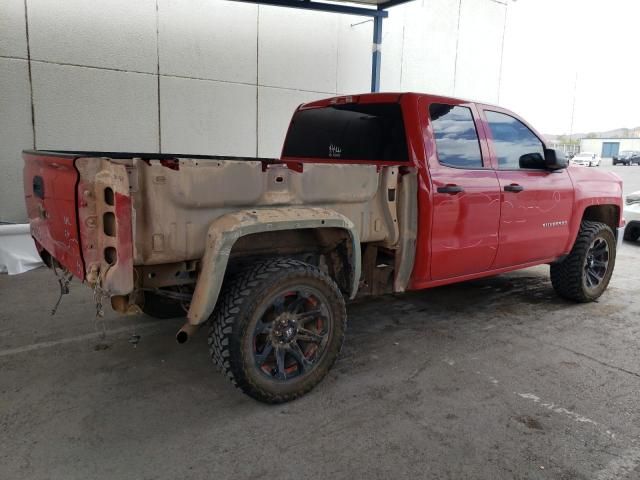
[624,224,640,242]
[550,220,616,302]
[209,258,346,403]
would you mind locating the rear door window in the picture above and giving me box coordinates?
[429,104,484,169]
[282,103,409,162]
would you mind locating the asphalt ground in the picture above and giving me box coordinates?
[1,159,639,480]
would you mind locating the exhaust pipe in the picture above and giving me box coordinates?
[176,322,200,344]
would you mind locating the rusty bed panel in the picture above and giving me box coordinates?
[75,157,134,295]
[129,159,399,266]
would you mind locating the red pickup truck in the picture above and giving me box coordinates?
[23,92,624,403]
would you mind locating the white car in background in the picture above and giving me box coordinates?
[571,152,601,167]
[624,191,640,242]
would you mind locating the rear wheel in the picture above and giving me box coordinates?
[209,258,346,403]
[550,221,616,302]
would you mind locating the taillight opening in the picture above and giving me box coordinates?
[104,247,117,265]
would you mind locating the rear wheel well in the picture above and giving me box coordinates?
[581,205,620,232]
[226,228,355,295]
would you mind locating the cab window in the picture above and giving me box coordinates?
[485,111,545,170]
[282,103,409,162]
[429,104,484,169]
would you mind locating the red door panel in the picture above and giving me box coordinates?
[430,169,501,279]
[493,170,574,268]
[418,98,502,281]
[477,107,575,268]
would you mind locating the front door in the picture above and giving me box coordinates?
[426,101,501,280]
[481,109,574,268]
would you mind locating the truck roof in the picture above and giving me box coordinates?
[299,91,501,110]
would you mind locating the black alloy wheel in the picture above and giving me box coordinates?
[252,288,332,381]
[209,258,346,403]
[583,237,609,291]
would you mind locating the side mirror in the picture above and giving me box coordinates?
[519,153,546,169]
[544,148,568,170]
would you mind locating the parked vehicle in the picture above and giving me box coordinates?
[624,191,640,241]
[23,92,625,403]
[612,151,640,166]
[571,152,601,167]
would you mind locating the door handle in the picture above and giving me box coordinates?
[504,184,524,193]
[437,184,464,194]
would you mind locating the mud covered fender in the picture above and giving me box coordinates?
[186,207,361,325]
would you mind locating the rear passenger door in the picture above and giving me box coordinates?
[425,101,501,280]
[481,109,574,268]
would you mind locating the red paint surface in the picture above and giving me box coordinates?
[281,92,624,291]
[23,152,84,278]
[109,191,134,290]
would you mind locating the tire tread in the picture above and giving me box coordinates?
[208,258,346,403]
[550,220,616,302]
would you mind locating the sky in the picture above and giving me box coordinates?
[498,0,640,135]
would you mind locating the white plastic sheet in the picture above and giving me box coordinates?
[0,224,44,274]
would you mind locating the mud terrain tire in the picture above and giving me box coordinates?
[209,258,346,403]
[550,220,616,302]
[623,224,639,242]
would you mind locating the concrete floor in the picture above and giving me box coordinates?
[1,161,639,480]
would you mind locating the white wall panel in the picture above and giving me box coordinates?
[0,0,508,222]
[257,86,324,158]
[336,16,371,94]
[0,59,33,222]
[158,0,257,83]
[401,0,459,96]
[454,0,505,103]
[32,63,158,151]
[161,76,257,156]
[259,8,338,93]
[379,8,405,92]
[27,0,157,73]
[0,0,28,58]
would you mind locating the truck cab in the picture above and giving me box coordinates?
[282,93,623,287]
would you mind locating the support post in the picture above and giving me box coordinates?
[371,15,383,92]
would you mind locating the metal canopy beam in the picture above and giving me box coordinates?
[229,0,414,92]
[377,0,412,10]
[234,0,389,17]
[371,16,383,92]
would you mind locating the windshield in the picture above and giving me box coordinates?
[575,153,593,159]
[619,151,633,157]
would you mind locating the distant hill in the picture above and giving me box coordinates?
[583,126,640,138]
[546,126,640,143]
